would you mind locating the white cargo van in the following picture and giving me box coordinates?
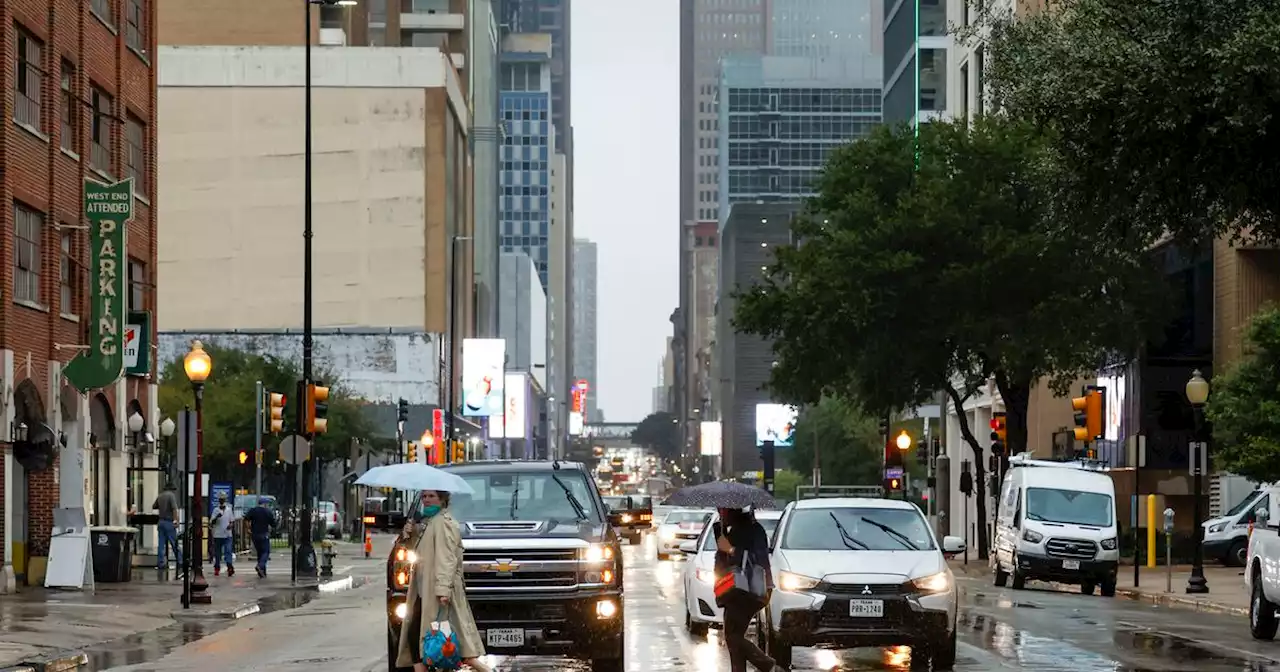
[990,455,1120,596]
[1203,487,1270,567]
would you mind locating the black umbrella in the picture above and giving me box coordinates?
[663,481,778,510]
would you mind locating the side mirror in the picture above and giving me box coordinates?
[1258,508,1271,527]
[679,541,698,554]
[942,536,966,554]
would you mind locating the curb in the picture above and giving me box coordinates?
[1112,587,1248,616]
[3,652,88,672]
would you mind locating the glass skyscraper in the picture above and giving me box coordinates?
[500,50,554,288]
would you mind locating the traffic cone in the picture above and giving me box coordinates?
[364,530,373,558]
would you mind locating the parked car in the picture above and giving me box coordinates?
[317,501,342,538]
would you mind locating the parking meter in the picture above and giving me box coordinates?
[1163,508,1175,592]
[1163,508,1175,534]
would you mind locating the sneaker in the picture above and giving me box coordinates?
[228,566,235,577]
[214,567,221,577]
[256,567,266,578]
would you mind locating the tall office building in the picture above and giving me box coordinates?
[883,0,949,124]
[499,34,555,287]
[572,239,599,418]
[499,0,571,156]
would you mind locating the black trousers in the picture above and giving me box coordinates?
[722,595,776,672]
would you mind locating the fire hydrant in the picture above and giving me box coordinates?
[320,539,337,578]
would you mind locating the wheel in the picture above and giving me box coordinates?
[1100,579,1116,597]
[1010,563,1026,590]
[685,609,708,637]
[591,658,624,672]
[932,629,958,669]
[993,562,1008,588]
[386,628,405,672]
[657,552,669,561]
[1229,539,1248,567]
[628,532,641,545]
[1080,581,1096,595]
[1251,572,1280,640]
[764,617,792,669]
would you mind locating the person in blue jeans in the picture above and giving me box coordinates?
[152,484,183,571]
[243,498,276,577]
[210,494,238,577]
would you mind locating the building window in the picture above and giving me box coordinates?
[125,0,147,54]
[91,0,113,24]
[61,62,77,151]
[14,26,42,130]
[61,232,78,317]
[91,87,113,174]
[13,203,43,305]
[128,258,146,312]
[126,115,147,195]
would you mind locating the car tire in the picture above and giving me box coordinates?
[1100,579,1117,597]
[1010,561,1026,591]
[764,617,792,669]
[1229,539,1248,567]
[1251,572,1280,640]
[386,628,404,672]
[590,645,625,672]
[686,609,709,638]
[993,562,1008,587]
[1080,581,1096,595]
[931,629,958,670]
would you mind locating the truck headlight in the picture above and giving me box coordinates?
[911,571,951,595]
[620,513,633,523]
[394,601,408,620]
[1208,522,1228,534]
[1100,537,1118,550]
[395,570,410,588]
[1022,529,1044,544]
[583,544,615,562]
[394,547,418,564]
[778,571,819,592]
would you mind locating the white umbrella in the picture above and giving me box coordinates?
[355,463,475,495]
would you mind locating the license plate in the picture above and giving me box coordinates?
[1062,560,1080,570]
[486,628,524,648]
[848,600,884,618]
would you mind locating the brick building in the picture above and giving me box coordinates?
[1,0,159,590]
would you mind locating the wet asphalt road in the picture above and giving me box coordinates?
[83,533,1280,671]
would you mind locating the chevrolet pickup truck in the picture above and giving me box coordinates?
[386,460,624,671]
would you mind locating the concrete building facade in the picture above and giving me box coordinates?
[1,0,161,590]
[571,239,599,419]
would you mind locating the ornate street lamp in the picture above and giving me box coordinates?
[183,340,213,605]
[1186,369,1210,595]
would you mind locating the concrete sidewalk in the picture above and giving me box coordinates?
[949,557,1249,616]
[0,539,380,671]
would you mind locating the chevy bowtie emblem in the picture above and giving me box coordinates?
[861,585,873,595]
[488,559,519,574]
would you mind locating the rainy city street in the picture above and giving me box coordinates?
[54,534,1280,672]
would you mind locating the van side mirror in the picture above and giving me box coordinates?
[679,541,698,554]
[1258,508,1270,527]
[942,536,965,555]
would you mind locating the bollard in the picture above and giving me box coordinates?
[1163,507,1175,593]
[364,529,373,558]
[1147,494,1157,569]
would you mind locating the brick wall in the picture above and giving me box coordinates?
[2,0,158,560]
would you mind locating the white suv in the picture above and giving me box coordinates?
[680,509,782,635]
[759,497,965,669]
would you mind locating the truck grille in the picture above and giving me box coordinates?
[463,548,580,591]
[1045,537,1097,559]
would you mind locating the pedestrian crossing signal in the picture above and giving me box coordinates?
[238,450,249,465]
[886,477,902,491]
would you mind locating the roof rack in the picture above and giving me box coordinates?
[795,485,885,501]
[1007,453,1110,472]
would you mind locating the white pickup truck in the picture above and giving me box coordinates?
[1244,489,1280,639]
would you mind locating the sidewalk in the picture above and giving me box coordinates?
[949,558,1249,616]
[0,539,375,671]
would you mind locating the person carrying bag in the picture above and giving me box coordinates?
[714,507,786,672]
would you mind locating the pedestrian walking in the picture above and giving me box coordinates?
[152,482,183,571]
[244,497,276,578]
[396,490,491,672]
[715,506,786,672]
[210,493,238,577]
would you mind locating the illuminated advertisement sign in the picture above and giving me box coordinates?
[755,403,798,447]
[490,373,526,439]
[462,339,505,417]
[700,421,722,456]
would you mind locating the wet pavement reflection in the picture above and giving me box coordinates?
[62,533,1280,671]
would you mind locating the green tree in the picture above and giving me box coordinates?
[158,342,378,481]
[631,411,681,461]
[734,118,1164,557]
[973,0,1280,246]
[787,396,884,488]
[772,470,808,504]
[1206,306,1280,482]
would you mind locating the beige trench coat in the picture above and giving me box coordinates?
[396,511,485,667]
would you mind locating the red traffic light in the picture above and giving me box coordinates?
[238,450,249,465]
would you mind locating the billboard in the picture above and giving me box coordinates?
[700,421,722,456]
[755,403,798,447]
[462,338,506,417]
[568,411,584,436]
[490,373,526,439]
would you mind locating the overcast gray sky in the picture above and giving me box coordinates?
[571,1,680,423]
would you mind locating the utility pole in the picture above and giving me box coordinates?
[254,380,263,495]
[812,406,821,488]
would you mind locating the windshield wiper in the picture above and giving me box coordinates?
[828,512,869,550]
[860,516,920,550]
[508,474,521,520]
[551,474,588,521]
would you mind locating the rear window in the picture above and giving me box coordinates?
[665,511,711,525]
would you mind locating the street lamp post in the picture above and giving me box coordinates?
[160,417,176,484]
[1186,369,1210,595]
[183,340,213,604]
[127,411,145,518]
[896,430,913,501]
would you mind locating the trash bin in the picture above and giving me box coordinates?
[89,526,137,583]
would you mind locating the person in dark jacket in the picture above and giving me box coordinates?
[243,498,276,578]
[714,506,785,672]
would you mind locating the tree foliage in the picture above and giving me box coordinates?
[973,0,1280,246]
[733,118,1165,556]
[631,411,681,461]
[787,396,886,488]
[1206,307,1280,483]
[158,343,377,480]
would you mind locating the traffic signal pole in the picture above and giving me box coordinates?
[254,380,263,495]
[761,440,776,495]
[295,0,317,579]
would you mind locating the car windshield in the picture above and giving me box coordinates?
[637,496,653,508]
[449,470,603,523]
[1225,490,1262,518]
[781,507,935,551]
[665,511,711,525]
[602,496,630,511]
[318,502,336,513]
[702,517,781,551]
[1025,488,1114,527]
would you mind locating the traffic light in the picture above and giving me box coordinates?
[915,438,930,467]
[406,441,417,463]
[884,439,903,468]
[990,412,1007,457]
[306,382,330,434]
[1071,387,1104,444]
[885,476,903,492]
[397,398,409,425]
[452,440,465,463]
[238,450,250,465]
[266,391,286,434]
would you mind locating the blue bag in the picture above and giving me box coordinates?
[421,606,463,670]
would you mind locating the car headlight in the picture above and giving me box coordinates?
[660,527,676,540]
[777,571,820,592]
[1022,529,1044,544]
[695,567,715,584]
[393,547,418,564]
[1208,522,1227,534]
[1100,537,1118,550]
[911,571,951,595]
[583,544,615,562]
[620,513,633,523]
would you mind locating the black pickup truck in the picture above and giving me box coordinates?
[603,495,653,544]
[386,460,624,672]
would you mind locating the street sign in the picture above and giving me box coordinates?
[1188,441,1208,476]
[279,435,311,464]
[175,410,197,472]
[885,466,904,481]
